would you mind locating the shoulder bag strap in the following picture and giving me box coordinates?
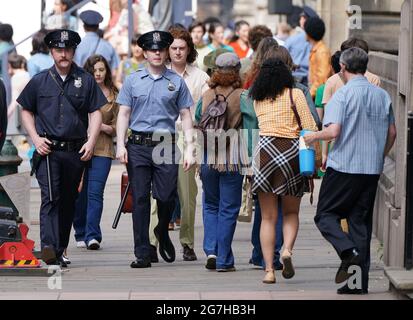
[48,69,77,111]
[92,37,101,55]
[225,88,237,100]
[290,88,315,202]
[289,88,303,131]
[49,69,65,94]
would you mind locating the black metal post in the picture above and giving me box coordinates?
[128,0,134,58]
[41,0,46,29]
[405,111,413,270]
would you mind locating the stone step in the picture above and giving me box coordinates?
[384,267,413,299]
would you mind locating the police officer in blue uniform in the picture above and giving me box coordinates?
[17,29,107,267]
[74,10,120,74]
[285,6,319,86]
[116,31,196,268]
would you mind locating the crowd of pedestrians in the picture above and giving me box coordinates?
[0,2,397,296]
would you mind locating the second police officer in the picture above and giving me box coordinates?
[74,10,120,77]
[116,31,196,268]
[18,29,107,267]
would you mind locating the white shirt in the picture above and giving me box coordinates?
[167,63,210,116]
[167,63,209,131]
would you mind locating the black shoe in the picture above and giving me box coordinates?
[62,254,71,265]
[274,261,284,271]
[87,239,100,250]
[205,255,217,270]
[337,284,368,295]
[216,266,236,272]
[130,258,151,268]
[57,256,68,268]
[154,225,175,263]
[41,246,57,265]
[150,245,159,263]
[336,248,361,284]
[183,245,197,261]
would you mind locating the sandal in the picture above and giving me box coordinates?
[281,249,295,279]
[262,269,276,284]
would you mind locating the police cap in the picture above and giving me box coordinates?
[44,29,81,49]
[300,6,319,19]
[79,10,103,26]
[137,31,174,51]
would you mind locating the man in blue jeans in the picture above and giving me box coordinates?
[250,200,284,270]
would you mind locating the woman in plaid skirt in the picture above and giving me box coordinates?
[249,58,318,284]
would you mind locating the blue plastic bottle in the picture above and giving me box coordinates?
[299,130,315,176]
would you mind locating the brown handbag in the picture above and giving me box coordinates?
[121,171,133,213]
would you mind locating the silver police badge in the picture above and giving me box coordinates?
[153,32,161,43]
[168,81,176,91]
[61,31,69,42]
[74,77,82,88]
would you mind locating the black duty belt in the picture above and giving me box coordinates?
[49,139,86,152]
[128,132,176,147]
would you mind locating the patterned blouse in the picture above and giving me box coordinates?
[254,88,318,139]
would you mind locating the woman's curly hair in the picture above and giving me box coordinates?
[208,69,242,89]
[249,58,294,102]
[244,37,279,86]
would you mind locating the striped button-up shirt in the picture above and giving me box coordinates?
[324,76,395,175]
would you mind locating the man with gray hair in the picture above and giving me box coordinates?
[304,47,397,295]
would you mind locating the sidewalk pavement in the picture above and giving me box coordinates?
[0,162,398,300]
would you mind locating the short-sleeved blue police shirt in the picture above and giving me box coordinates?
[285,31,312,80]
[17,64,107,141]
[116,68,194,133]
[74,32,120,70]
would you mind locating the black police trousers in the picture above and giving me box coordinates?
[126,143,179,259]
[36,151,84,258]
[314,168,380,291]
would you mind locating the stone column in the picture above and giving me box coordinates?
[394,0,413,267]
[233,0,278,32]
[317,0,350,51]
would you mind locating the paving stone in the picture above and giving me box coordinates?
[0,163,397,300]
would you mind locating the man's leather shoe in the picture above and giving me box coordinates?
[130,258,151,268]
[183,245,197,261]
[335,248,361,284]
[41,246,57,265]
[57,256,68,268]
[337,284,368,295]
[150,245,159,263]
[154,225,175,263]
